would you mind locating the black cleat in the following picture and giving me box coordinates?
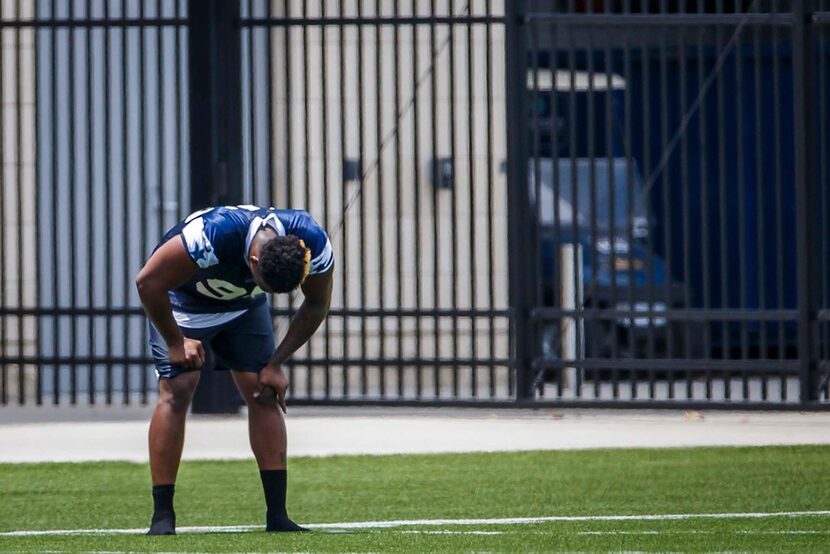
[147,511,176,535]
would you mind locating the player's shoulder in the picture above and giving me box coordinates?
[273,208,325,233]
[178,206,253,267]
[273,209,333,274]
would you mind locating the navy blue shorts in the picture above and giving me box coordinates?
[149,302,276,380]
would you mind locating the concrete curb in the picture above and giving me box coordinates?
[1,407,828,463]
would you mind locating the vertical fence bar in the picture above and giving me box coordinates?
[793,0,819,404]
[68,0,78,405]
[466,2,477,397]
[716,0,730,399]
[321,2,332,400]
[177,0,186,222]
[156,0,165,239]
[567,22,581,399]
[734,12,748,399]
[816,2,830,397]
[174,0,187,219]
[52,0,62,406]
[246,0,255,205]
[753,19,768,399]
[0,0,7,406]
[393,0,404,399]
[824,3,829,400]
[485,0,496,399]
[528,20,540,394]
[138,0,148,405]
[85,0,95,404]
[120,0,130,405]
[429,0,439,397]
[585,19,599,397]
[264,0,273,208]
[680,46,693,392]
[14,0,23,404]
[603,2,619,398]
[772,4,786,400]
[104,0,113,405]
[657,3,670,395]
[697,0,712,400]
[412,0,422,399]
[448,0,459,399]
[505,0,533,400]
[338,2,349,398]
[283,0,295,393]
[34,1,42,405]
[548,17,573,398]
[374,0,386,398]
[301,0,312,396]
[623,0,637,400]
[640,21,655,396]
[357,0,368,397]
[12,0,22,402]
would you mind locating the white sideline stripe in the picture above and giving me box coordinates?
[2,510,829,537]
[580,530,830,536]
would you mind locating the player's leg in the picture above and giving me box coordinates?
[212,303,305,532]
[149,372,201,484]
[231,369,304,532]
[146,323,213,535]
[231,369,286,468]
[146,371,200,535]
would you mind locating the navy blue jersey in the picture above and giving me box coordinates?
[156,205,333,313]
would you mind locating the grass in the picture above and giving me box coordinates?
[0,446,828,552]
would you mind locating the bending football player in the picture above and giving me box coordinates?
[136,205,333,535]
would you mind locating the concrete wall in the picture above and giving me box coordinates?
[1,0,37,402]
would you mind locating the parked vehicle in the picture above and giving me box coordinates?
[528,69,700,376]
[530,157,695,366]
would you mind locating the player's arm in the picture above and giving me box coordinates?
[135,238,205,369]
[270,265,333,365]
[256,264,333,411]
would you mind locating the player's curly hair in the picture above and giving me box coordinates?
[259,235,311,293]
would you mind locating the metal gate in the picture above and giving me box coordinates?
[509,0,830,407]
[1,0,828,409]
[0,0,515,407]
[240,0,513,404]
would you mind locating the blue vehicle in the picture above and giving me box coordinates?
[528,70,697,364]
[530,157,694,362]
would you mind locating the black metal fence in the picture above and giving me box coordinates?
[514,0,829,407]
[239,1,512,405]
[0,0,189,406]
[0,0,827,409]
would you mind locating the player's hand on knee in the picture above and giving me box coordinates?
[254,364,289,413]
[168,338,205,369]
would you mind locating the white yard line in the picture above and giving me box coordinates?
[1,510,829,537]
[579,530,830,536]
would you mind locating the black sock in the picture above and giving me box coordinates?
[147,484,176,535]
[260,469,306,532]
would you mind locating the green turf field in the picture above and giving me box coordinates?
[1,446,828,553]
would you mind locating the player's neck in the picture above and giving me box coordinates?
[248,227,277,260]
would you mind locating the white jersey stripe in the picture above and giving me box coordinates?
[310,238,333,273]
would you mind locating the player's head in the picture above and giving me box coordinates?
[251,235,311,293]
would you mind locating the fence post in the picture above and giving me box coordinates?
[188,0,245,414]
[793,0,819,405]
[505,1,536,400]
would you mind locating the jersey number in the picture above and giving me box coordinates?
[196,279,249,300]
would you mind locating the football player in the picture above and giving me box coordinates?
[136,205,333,535]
